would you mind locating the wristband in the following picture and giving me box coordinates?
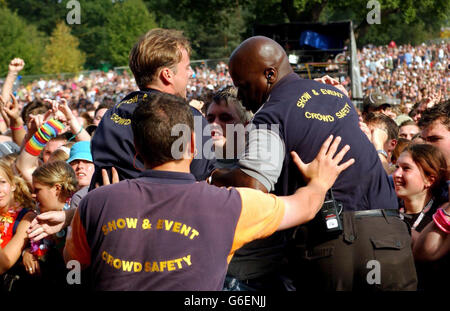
[432,208,450,234]
[25,119,65,156]
[11,125,24,131]
[377,150,388,158]
[68,126,83,142]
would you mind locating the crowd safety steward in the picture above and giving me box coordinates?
[225,36,417,291]
[244,74,417,290]
[64,170,288,290]
[89,89,216,190]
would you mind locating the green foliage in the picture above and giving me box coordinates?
[0,7,46,75]
[5,0,113,69]
[2,0,448,74]
[146,0,249,59]
[321,0,448,47]
[182,6,246,59]
[69,0,115,69]
[41,21,85,74]
[102,0,157,67]
[358,16,438,47]
[6,0,67,35]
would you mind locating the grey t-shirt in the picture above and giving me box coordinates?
[70,186,89,210]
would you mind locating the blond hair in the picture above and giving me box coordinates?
[48,149,70,162]
[129,28,191,90]
[32,161,78,200]
[0,152,19,166]
[0,160,35,210]
[48,142,75,163]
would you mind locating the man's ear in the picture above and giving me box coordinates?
[133,138,138,153]
[388,138,397,153]
[160,67,173,85]
[133,139,143,159]
[264,68,276,84]
[190,131,196,158]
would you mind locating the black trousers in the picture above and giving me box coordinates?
[289,210,418,291]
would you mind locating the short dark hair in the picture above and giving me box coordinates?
[132,92,193,168]
[208,86,252,124]
[21,99,51,124]
[418,100,450,131]
[365,113,399,140]
[95,102,112,116]
[50,133,71,143]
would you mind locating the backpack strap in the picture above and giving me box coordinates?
[13,208,29,235]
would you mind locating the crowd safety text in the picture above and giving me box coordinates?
[102,217,200,240]
[296,87,352,123]
[101,250,192,273]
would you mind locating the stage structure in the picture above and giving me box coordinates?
[253,20,363,103]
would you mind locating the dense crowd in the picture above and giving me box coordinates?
[359,41,449,114]
[8,41,449,121]
[0,31,448,293]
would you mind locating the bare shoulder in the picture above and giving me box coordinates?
[22,210,37,222]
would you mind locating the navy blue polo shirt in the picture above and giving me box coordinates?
[89,89,216,190]
[243,73,398,211]
[227,73,398,281]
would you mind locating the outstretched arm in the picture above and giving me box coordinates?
[229,136,354,256]
[0,58,25,133]
[413,203,450,261]
[28,167,119,242]
[15,116,65,185]
[278,135,354,230]
[211,168,268,192]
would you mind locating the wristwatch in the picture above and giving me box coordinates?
[377,149,388,158]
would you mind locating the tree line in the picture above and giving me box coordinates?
[1,0,448,75]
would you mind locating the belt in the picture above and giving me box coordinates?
[351,209,399,218]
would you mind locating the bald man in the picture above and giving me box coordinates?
[213,36,417,291]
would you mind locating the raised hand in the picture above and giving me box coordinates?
[315,75,349,97]
[291,135,355,191]
[96,167,120,188]
[26,114,45,137]
[8,58,25,74]
[56,99,76,123]
[43,99,66,125]
[0,93,21,122]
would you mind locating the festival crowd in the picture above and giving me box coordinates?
[0,29,448,293]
